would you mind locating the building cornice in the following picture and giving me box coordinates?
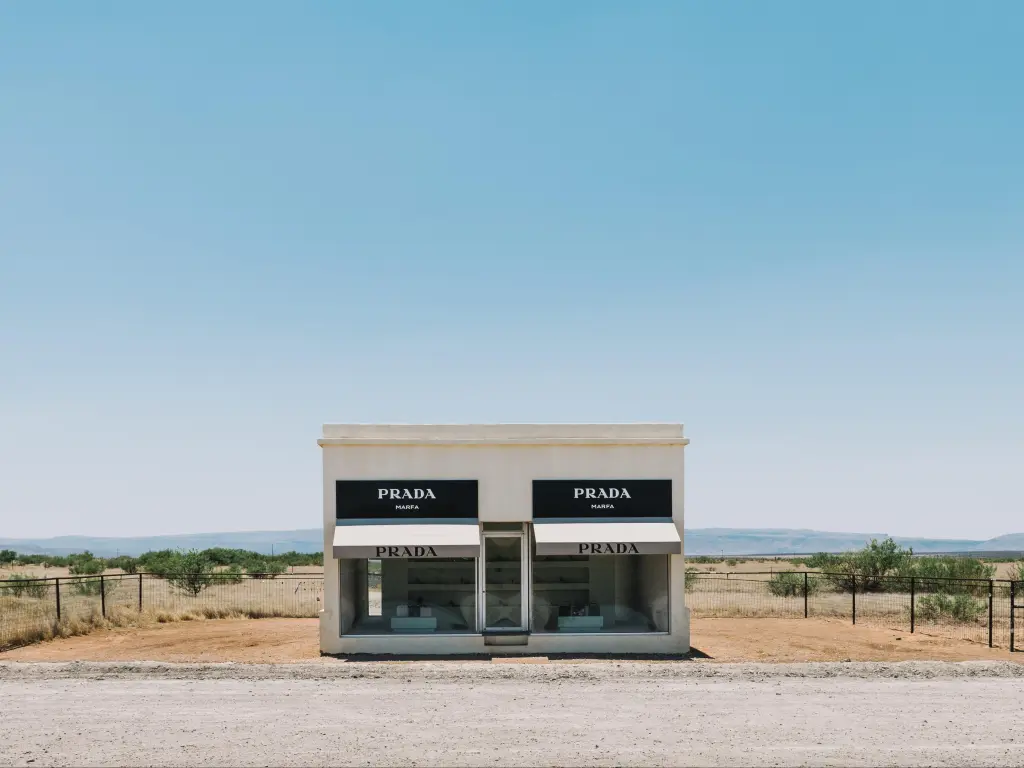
[318,437,690,447]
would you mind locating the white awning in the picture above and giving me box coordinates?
[333,523,480,559]
[533,521,681,556]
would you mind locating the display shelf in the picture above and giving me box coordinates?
[406,583,474,591]
[534,583,589,590]
[391,617,437,632]
[534,562,589,567]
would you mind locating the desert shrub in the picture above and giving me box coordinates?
[245,559,287,579]
[912,556,994,595]
[1009,560,1024,585]
[0,549,17,566]
[138,549,181,577]
[726,558,739,567]
[805,552,841,571]
[70,576,105,596]
[685,567,700,592]
[766,572,818,597]
[12,554,70,568]
[850,538,914,590]
[106,555,139,574]
[65,553,105,595]
[163,550,215,596]
[916,593,986,623]
[192,547,319,569]
[274,551,322,567]
[68,554,104,576]
[810,539,914,593]
[0,574,49,599]
[219,564,244,584]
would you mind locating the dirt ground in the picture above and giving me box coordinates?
[2,616,1020,664]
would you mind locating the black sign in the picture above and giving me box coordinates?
[532,480,672,519]
[336,480,478,520]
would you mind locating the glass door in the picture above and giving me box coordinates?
[481,533,527,631]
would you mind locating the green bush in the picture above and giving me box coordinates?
[912,556,995,596]
[70,576,104,596]
[916,593,986,623]
[68,554,104,576]
[12,554,70,568]
[106,555,139,574]
[850,538,915,590]
[1009,560,1024,585]
[767,572,820,597]
[220,564,244,584]
[808,539,914,593]
[726,558,739,567]
[245,559,287,579]
[67,553,105,595]
[0,574,50,599]
[0,549,18,566]
[273,550,322,567]
[805,552,842,571]
[685,567,700,593]
[162,550,215,596]
[138,549,181,577]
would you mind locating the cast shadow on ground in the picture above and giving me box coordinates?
[321,648,713,662]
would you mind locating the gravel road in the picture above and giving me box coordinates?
[2,661,1023,767]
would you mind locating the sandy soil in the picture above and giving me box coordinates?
[1,661,1022,767]
[2,616,1020,664]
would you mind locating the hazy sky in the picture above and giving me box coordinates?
[2,3,1022,541]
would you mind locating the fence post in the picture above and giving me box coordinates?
[138,573,143,612]
[100,575,106,618]
[55,577,61,622]
[910,576,915,633]
[851,573,856,625]
[803,572,809,619]
[988,580,993,648]
[1011,581,1016,653]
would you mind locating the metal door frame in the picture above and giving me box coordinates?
[478,529,529,631]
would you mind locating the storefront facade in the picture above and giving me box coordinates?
[319,424,689,655]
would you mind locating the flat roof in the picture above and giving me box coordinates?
[318,423,688,446]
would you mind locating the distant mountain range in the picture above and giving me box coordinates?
[2,528,1022,557]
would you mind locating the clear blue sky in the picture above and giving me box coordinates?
[2,2,1021,541]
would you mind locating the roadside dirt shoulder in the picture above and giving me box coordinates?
[1,616,1020,664]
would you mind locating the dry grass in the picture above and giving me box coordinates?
[0,603,315,652]
[685,575,1016,648]
[0,574,323,652]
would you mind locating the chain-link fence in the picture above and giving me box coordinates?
[0,573,323,651]
[686,571,1021,650]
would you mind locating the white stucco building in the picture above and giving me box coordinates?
[319,424,689,655]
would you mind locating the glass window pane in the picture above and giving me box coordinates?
[532,554,669,633]
[367,559,382,616]
[347,557,476,634]
[484,536,522,629]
